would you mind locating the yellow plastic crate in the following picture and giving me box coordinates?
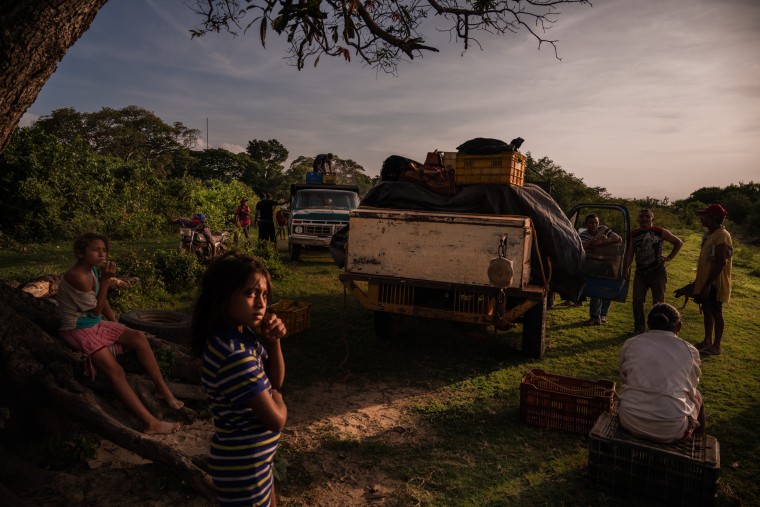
[455,151,526,186]
[269,299,311,335]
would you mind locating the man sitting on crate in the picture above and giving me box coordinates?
[617,303,705,443]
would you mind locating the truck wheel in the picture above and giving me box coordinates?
[290,244,302,261]
[521,298,546,359]
[373,311,404,341]
[119,310,191,345]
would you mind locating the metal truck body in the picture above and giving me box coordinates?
[288,183,361,261]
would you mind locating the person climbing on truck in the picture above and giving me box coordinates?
[313,153,334,174]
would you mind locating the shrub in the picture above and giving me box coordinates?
[153,249,205,294]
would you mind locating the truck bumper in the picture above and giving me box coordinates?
[289,236,332,247]
[339,273,545,326]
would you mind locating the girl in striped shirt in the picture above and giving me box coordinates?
[191,252,287,506]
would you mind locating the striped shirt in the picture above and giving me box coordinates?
[202,326,281,506]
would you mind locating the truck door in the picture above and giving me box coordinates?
[567,204,631,302]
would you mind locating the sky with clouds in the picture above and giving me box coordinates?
[22,0,760,201]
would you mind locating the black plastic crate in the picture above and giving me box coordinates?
[588,412,720,506]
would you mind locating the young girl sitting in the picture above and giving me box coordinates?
[191,251,287,507]
[57,233,183,435]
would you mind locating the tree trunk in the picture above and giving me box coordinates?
[0,0,108,154]
[0,282,216,503]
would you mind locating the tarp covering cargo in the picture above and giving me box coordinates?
[335,180,586,299]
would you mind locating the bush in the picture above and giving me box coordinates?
[153,249,205,294]
[231,241,289,280]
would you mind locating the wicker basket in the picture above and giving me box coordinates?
[269,299,311,335]
[520,368,615,435]
[588,412,720,506]
[455,151,526,186]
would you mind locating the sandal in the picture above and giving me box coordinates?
[585,318,601,326]
[600,317,608,324]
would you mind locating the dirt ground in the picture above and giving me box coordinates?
[51,380,429,506]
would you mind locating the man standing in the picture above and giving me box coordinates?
[580,213,622,326]
[233,197,251,244]
[626,209,683,335]
[254,194,287,245]
[693,204,732,356]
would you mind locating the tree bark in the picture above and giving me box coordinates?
[0,0,108,153]
[0,283,216,502]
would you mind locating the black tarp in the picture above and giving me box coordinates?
[332,180,586,299]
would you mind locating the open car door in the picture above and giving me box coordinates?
[567,204,631,302]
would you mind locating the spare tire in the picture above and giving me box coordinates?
[119,310,191,345]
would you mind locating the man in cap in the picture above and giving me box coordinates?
[693,204,732,355]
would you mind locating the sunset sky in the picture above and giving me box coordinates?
[22,0,760,201]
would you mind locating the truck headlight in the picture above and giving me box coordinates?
[294,226,303,234]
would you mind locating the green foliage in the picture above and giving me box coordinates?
[153,249,205,294]
[285,156,312,188]
[120,346,176,378]
[187,148,256,183]
[331,156,373,194]
[233,240,290,280]
[524,153,609,212]
[285,154,373,194]
[35,105,200,164]
[0,126,117,241]
[187,178,252,231]
[245,139,290,197]
[675,181,760,236]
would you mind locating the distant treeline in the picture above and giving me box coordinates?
[525,155,759,236]
[1,106,756,244]
[0,106,372,243]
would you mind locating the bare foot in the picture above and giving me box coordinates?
[707,347,721,355]
[156,391,185,410]
[144,420,182,435]
[694,341,711,350]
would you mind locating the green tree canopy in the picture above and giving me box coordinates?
[189,148,257,183]
[525,153,609,212]
[35,106,200,166]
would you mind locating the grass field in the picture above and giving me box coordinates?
[1,229,759,506]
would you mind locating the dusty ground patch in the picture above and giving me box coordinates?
[45,380,431,506]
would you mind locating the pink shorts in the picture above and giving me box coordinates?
[60,321,126,379]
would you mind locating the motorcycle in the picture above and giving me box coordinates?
[173,216,232,264]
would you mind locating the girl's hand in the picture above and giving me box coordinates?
[101,260,117,280]
[260,314,287,343]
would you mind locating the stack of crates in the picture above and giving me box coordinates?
[588,412,720,506]
[455,150,526,186]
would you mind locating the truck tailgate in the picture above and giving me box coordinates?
[346,208,533,289]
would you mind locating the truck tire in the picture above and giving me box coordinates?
[521,298,546,359]
[119,310,191,345]
[373,311,404,341]
[290,244,302,261]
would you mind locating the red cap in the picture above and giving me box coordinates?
[696,203,727,219]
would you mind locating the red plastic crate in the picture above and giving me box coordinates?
[520,368,615,435]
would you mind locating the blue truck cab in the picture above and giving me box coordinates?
[288,183,361,261]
